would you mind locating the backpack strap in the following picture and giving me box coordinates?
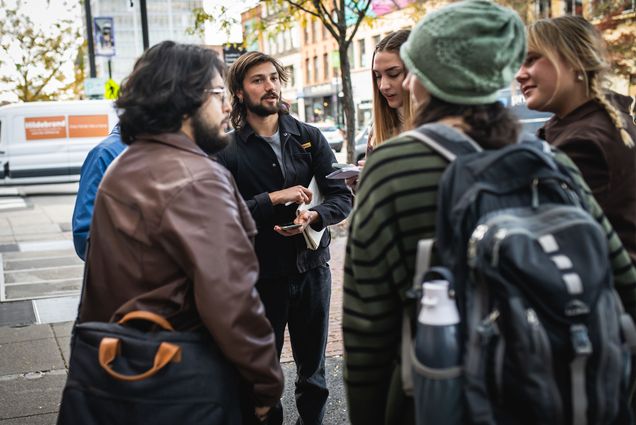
[402,239,435,396]
[569,325,592,425]
[400,124,481,396]
[403,123,483,162]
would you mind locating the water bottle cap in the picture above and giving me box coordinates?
[418,280,460,326]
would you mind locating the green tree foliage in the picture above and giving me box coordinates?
[0,0,84,102]
[590,0,636,79]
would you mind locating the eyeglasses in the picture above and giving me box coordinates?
[204,87,227,104]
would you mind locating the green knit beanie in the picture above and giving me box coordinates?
[400,0,526,105]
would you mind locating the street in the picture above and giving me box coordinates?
[0,154,351,424]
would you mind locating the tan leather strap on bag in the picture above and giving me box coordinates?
[99,337,182,382]
[98,311,180,381]
[117,310,174,331]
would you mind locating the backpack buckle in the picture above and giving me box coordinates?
[477,309,500,344]
[570,324,592,356]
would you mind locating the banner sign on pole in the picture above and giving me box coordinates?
[94,17,116,57]
[223,44,246,67]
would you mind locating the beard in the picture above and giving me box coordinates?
[191,108,230,155]
[245,92,281,117]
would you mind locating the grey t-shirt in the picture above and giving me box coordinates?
[261,130,285,178]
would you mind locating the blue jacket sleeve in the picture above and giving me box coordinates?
[71,133,125,260]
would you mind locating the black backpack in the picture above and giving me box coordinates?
[402,123,636,425]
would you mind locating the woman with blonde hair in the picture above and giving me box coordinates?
[516,15,636,264]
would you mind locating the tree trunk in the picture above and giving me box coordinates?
[339,45,356,164]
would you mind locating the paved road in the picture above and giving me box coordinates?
[0,184,351,424]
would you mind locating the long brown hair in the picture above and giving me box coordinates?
[527,16,634,147]
[226,51,290,129]
[370,30,413,148]
[412,96,520,150]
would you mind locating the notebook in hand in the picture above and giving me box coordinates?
[297,177,324,250]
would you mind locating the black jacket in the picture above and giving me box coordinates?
[216,114,352,278]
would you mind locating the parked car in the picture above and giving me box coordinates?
[313,122,344,152]
[497,86,552,135]
[354,125,370,163]
[0,100,118,185]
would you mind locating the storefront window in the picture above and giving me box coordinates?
[358,39,367,68]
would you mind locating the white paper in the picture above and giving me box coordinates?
[297,177,325,250]
[326,166,360,179]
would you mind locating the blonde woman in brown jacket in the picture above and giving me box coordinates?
[516,16,636,265]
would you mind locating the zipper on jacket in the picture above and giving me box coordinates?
[280,131,289,187]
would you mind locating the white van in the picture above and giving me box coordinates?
[0,100,118,185]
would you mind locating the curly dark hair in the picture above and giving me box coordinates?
[226,51,290,129]
[115,41,226,144]
[412,96,521,150]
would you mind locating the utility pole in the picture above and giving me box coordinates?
[140,0,149,50]
[84,0,96,78]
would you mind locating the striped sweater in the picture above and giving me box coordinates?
[343,132,636,425]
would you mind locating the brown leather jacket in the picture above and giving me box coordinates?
[78,132,283,407]
[540,92,636,265]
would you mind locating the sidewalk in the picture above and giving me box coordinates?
[0,190,350,424]
[0,322,347,425]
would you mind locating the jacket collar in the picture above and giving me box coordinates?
[136,132,208,157]
[236,113,301,143]
[542,99,600,138]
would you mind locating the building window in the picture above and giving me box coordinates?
[284,65,295,87]
[358,39,368,68]
[372,35,381,50]
[310,19,316,43]
[624,0,635,11]
[306,58,311,84]
[323,53,329,80]
[536,0,551,18]
[313,56,319,82]
[565,0,583,15]
[304,24,310,44]
[347,43,354,69]
[277,33,284,53]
